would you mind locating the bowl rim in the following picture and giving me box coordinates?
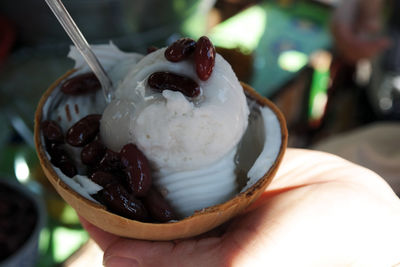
[34,70,288,240]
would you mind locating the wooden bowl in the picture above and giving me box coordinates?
[34,72,288,241]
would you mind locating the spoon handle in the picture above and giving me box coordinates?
[45,0,114,102]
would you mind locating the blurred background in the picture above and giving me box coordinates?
[0,0,398,266]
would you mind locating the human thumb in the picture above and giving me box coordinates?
[103,237,225,267]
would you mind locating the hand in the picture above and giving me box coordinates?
[331,0,391,63]
[79,148,400,267]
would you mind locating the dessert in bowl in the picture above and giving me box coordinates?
[34,37,287,240]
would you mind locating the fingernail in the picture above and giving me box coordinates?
[104,256,139,267]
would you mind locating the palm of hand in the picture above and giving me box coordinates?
[80,149,400,267]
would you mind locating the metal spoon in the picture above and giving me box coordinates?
[45,0,114,102]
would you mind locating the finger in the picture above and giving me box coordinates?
[245,184,309,213]
[78,215,121,251]
[268,148,342,187]
[259,148,398,204]
[103,237,225,267]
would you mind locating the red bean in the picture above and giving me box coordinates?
[45,142,77,179]
[61,72,101,95]
[90,171,117,187]
[120,144,152,197]
[51,157,77,178]
[46,142,77,178]
[164,38,196,62]
[144,188,176,222]
[46,143,68,163]
[97,149,123,172]
[148,72,200,97]
[96,183,148,220]
[194,36,216,81]
[81,140,106,165]
[66,114,101,147]
[41,108,180,222]
[41,120,64,143]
